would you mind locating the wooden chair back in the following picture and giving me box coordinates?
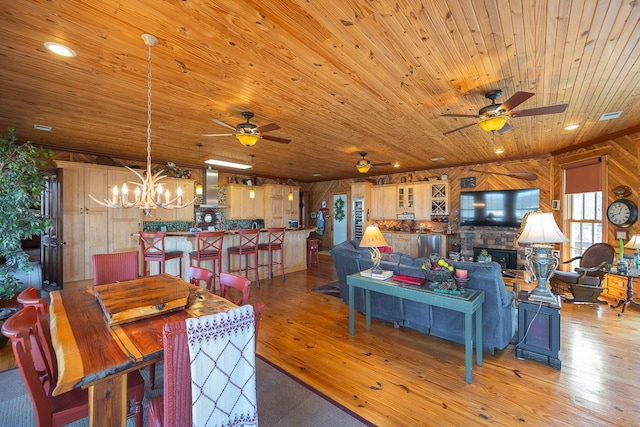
[92,251,139,286]
[195,231,224,256]
[140,231,168,256]
[189,266,215,292]
[219,272,251,306]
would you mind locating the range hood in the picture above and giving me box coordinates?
[201,167,219,207]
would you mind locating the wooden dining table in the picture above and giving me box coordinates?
[49,273,237,427]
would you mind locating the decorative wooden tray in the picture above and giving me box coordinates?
[94,274,190,325]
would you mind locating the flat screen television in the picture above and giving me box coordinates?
[460,188,540,227]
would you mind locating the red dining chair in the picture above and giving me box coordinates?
[258,227,286,284]
[188,231,224,288]
[93,252,156,389]
[17,287,56,389]
[140,231,184,277]
[2,306,144,427]
[227,228,260,287]
[219,272,251,306]
[188,266,215,293]
[147,305,258,427]
[92,250,139,286]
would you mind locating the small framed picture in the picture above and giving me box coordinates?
[311,212,317,219]
[615,229,629,240]
[551,200,560,210]
[321,200,327,208]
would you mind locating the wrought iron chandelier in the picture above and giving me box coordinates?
[89,33,193,215]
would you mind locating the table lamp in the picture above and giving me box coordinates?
[625,234,640,270]
[359,224,388,274]
[517,210,569,305]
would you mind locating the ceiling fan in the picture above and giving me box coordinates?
[441,90,568,135]
[356,152,392,174]
[203,111,291,146]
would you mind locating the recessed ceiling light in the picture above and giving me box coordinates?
[430,157,445,161]
[44,42,76,57]
[393,161,400,168]
[311,173,322,177]
[563,124,580,130]
[494,147,505,154]
[204,159,252,169]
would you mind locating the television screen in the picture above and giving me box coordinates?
[460,188,540,227]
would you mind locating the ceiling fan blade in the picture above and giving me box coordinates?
[261,134,291,144]
[202,133,234,137]
[497,122,513,134]
[469,169,538,181]
[372,162,392,167]
[257,122,280,133]
[509,104,568,117]
[443,122,477,135]
[441,113,479,118]
[212,119,237,130]
[499,91,535,112]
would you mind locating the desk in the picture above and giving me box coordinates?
[49,274,236,427]
[346,274,484,383]
[606,272,640,315]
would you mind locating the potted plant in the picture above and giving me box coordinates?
[0,128,51,303]
[477,249,492,263]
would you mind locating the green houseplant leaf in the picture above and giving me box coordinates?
[0,128,52,299]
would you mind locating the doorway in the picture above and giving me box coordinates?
[332,193,347,247]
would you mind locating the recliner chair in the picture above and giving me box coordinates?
[550,242,615,303]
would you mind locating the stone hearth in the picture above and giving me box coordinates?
[460,227,527,269]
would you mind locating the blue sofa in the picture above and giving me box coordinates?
[330,239,516,354]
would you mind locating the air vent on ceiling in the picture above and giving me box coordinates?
[33,124,52,131]
[599,111,622,121]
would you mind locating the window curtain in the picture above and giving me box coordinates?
[562,157,602,194]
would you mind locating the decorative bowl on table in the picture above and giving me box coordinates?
[423,268,453,284]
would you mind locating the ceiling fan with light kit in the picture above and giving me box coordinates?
[203,111,291,146]
[356,152,392,174]
[441,90,568,135]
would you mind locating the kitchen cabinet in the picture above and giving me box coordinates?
[430,182,449,216]
[370,185,396,220]
[57,162,109,282]
[107,168,143,254]
[413,181,449,220]
[381,232,418,257]
[144,177,195,222]
[397,184,415,212]
[264,184,299,228]
[225,184,265,220]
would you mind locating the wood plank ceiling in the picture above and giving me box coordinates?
[0,0,639,182]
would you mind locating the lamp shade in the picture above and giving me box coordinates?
[517,211,569,244]
[625,234,640,249]
[236,134,260,147]
[478,116,508,133]
[356,159,371,173]
[360,224,388,247]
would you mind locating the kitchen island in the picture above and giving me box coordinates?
[142,228,316,281]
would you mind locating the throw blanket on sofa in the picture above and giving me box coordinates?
[186,305,257,427]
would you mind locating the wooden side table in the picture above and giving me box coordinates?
[516,291,561,370]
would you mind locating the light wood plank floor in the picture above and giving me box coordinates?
[3,255,639,425]
[250,254,640,426]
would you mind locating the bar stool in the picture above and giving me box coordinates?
[307,238,319,267]
[226,228,260,287]
[140,231,184,277]
[258,227,285,285]
[188,231,224,289]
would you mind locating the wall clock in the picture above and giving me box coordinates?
[606,199,638,228]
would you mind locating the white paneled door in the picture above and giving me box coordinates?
[333,194,347,247]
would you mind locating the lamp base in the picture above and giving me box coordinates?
[528,288,561,307]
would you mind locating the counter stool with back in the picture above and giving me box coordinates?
[258,227,286,285]
[226,228,261,287]
[188,231,224,290]
[139,231,184,277]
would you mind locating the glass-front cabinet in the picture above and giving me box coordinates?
[397,185,414,211]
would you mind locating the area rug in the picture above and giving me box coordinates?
[0,356,370,427]
[311,282,341,298]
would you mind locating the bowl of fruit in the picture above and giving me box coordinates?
[421,256,454,284]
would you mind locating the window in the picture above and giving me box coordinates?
[566,192,603,256]
[563,158,603,270]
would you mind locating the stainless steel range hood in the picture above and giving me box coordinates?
[201,167,219,207]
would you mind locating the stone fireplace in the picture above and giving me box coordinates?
[460,226,527,269]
